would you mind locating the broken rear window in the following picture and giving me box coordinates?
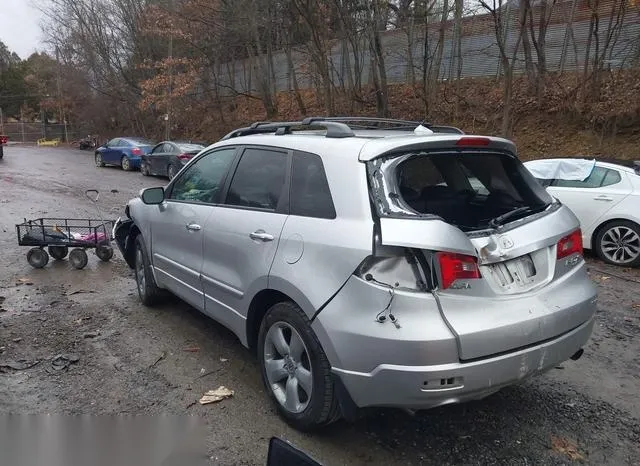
[367,151,553,231]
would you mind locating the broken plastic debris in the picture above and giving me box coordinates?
[199,386,234,405]
[51,354,80,371]
[0,359,40,372]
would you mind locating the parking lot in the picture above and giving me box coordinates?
[1,145,639,465]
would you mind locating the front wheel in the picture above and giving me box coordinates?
[258,302,340,431]
[167,164,177,180]
[595,220,640,267]
[95,152,105,167]
[134,235,162,305]
[96,243,114,262]
[27,248,49,268]
[140,162,149,176]
[69,248,89,269]
[121,156,131,171]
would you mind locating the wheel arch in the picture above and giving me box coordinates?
[122,224,142,268]
[244,278,319,353]
[591,217,640,250]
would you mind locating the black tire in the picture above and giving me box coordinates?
[121,156,132,171]
[96,243,114,262]
[95,152,105,167]
[27,248,49,268]
[69,248,89,270]
[134,235,162,306]
[141,162,150,176]
[594,220,640,267]
[167,164,177,180]
[48,246,69,260]
[258,302,340,431]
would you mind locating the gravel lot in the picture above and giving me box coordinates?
[1,146,639,465]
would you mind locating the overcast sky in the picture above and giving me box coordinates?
[0,0,45,59]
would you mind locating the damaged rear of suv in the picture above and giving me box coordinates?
[114,118,596,431]
[309,125,596,420]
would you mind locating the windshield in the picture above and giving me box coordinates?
[367,151,553,232]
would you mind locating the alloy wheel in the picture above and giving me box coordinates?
[263,322,313,414]
[135,246,146,297]
[600,225,640,265]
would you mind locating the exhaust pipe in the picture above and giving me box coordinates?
[570,348,584,361]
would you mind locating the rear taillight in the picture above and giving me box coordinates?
[437,252,481,289]
[456,137,490,147]
[0,135,8,144]
[131,148,142,155]
[177,153,193,161]
[557,229,583,259]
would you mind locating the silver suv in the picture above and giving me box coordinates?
[113,117,597,431]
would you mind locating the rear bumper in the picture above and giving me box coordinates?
[128,156,142,168]
[334,316,594,409]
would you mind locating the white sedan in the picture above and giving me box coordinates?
[525,158,640,267]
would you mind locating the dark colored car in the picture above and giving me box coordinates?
[95,137,156,171]
[141,141,206,179]
[0,134,7,158]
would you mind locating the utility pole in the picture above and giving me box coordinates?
[0,107,4,136]
[55,45,67,143]
[20,106,25,143]
[165,0,174,141]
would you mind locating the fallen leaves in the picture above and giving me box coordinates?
[551,435,586,461]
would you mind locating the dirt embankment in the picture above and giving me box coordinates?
[171,70,640,161]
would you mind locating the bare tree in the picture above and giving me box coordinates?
[478,0,526,137]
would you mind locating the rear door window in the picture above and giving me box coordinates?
[225,148,288,211]
[290,151,336,219]
[551,166,621,188]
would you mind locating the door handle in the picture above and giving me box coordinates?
[593,196,613,201]
[250,230,274,242]
[186,223,202,231]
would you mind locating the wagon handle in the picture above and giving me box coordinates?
[85,189,100,203]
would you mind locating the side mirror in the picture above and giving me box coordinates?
[140,187,165,205]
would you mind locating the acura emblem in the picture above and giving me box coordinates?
[499,236,514,249]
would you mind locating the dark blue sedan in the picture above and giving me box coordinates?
[94,137,155,171]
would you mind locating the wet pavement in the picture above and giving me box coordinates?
[0,146,639,465]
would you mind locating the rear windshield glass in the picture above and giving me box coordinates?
[368,151,553,231]
[127,138,155,146]
[177,143,205,152]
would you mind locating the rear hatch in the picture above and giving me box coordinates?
[364,136,593,360]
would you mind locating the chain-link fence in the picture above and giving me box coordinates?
[0,121,79,144]
[214,0,639,94]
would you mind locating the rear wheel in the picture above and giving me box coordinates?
[595,220,640,267]
[69,248,89,270]
[258,302,340,431]
[167,164,177,180]
[95,152,105,167]
[27,248,49,268]
[135,235,162,305]
[121,156,131,171]
[48,246,68,260]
